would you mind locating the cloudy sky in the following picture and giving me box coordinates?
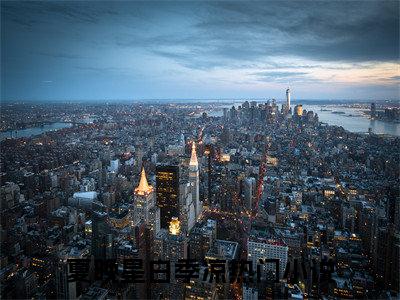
[1,1,399,101]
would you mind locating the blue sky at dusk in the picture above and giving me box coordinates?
[1,1,399,101]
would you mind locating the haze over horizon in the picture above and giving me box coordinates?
[1,1,399,102]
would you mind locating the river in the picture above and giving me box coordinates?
[0,122,73,141]
[303,105,400,137]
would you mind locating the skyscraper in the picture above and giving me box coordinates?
[134,167,155,224]
[243,177,256,211]
[156,165,180,229]
[295,104,303,117]
[371,102,376,118]
[153,225,188,299]
[189,141,202,219]
[286,88,291,112]
[92,211,113,260]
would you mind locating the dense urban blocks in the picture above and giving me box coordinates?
[0,99,399,299]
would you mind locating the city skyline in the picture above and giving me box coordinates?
[1,1,399,101]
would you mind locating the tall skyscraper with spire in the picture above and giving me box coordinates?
[134,167,155,223]
[286,87,291,113]
[134,167,160,238]
[189,141,202,219]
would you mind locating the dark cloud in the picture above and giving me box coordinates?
[1,1,118,26]
[1,1,398,100]
[106,1,399,70]
[3,1,398,66]
[196,1,398,65]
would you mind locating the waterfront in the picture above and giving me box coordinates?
[303,105,400,137]
[0,122,73,140]
[208,102,400,137]
[2,103,399,141]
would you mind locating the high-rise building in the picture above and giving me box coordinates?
[248,231,288,279]
[223,107,229,121]
[220,127,230,145]
[204,144,213,206]
[14,269,39,299]
[56,261,76,300]
[134,167,155,224]
[154,227,187,262]
[205,239,239,299]
[188,219,217,261]
[286,88,291,112]
[371,103,376,118]
[179,180,196,234]
[294,104,303,117]
[243,285,259,300]
[91,211,113,260]
[243,177,256,211]
[153,224,187,299]
[189,141,202,219]
[156,165,180,229]
[229,106,238,121]
[56,243,91,300]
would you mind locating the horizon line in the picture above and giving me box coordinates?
[1,98,398,104]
